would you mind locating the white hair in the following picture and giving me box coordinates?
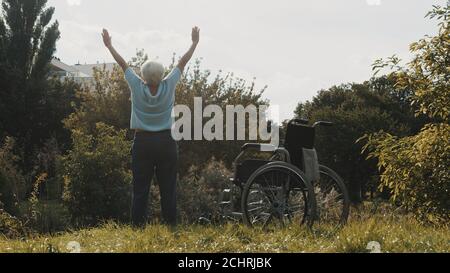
[141,61,165,85]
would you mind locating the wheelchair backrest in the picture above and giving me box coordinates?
[284,122,316,170]
[285,122,315,150]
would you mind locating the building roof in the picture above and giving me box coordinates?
[50,58,116,78]
[50,58,78,73]
[73,63,116,77]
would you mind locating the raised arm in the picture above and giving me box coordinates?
[102,29,128,72]
[177,26,200,72]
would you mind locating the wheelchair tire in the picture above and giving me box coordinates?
[241,161,317,229]
[315,165,350,226]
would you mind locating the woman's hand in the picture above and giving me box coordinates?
[101,28,128,71]
[192,26,200,45]
[176,26,200,72]
[102,28,112,48]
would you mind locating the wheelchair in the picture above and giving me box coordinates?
[218,118,350,229]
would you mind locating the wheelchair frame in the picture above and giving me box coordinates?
[218,119,350,228]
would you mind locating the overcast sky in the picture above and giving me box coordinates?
[47,0,446,120]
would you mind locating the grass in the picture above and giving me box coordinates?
[1,205,449,253]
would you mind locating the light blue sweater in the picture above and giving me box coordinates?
[124,67,181,132]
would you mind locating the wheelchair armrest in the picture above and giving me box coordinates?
[241,143,277,152]
[236,144,291,164]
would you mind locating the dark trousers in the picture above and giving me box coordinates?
[131,130,178,226]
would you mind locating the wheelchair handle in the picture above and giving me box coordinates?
[313,121,333,128]
[288,118,309,126]
[288,119,333,128]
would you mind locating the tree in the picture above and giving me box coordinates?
[174,60,268,174]
[0,0,76,167]
[294,77,424,202]
[372,5,449,123]
[363,5,449,224]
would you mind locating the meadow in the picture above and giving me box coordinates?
[1,204,448,253]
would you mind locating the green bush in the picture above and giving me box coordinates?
[31,138,65,201]
[0,208,27,239]
[16,173,71,234]
[0,137,26,215]
[178,160,232,223]
[19,200,71,234]
[60,123,132,226]
[363,124,450,225]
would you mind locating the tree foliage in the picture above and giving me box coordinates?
[294,77,422,202]
[363,5,449,224]
[372,5,449,122]
[0,0,78,167]
[175,60,267,174]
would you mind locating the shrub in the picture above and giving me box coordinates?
[0,208,27,239]
[19,200,71,234]
[60,123,132,226]
[0,137,26,215]
[363,124,450,225]
[17,173,71,234]
[178,160,232,223]
[31,138,65,201]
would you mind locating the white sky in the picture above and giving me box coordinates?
[48,0,446,120]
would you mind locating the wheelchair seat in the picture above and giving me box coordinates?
[234,159,271,187]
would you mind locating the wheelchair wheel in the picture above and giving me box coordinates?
[241,162,317,229]
[315,165,350,227]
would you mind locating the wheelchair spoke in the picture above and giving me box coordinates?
[314,168,349,227]
[243,167,311,228]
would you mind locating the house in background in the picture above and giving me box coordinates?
[50,58,115,85]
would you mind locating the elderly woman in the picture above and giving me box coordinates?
[102,27,200,226]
